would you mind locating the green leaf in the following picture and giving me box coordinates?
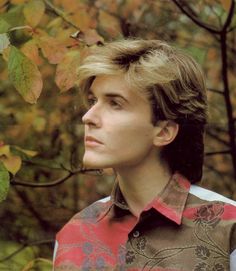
[0,162,10,202]
[0,19,11,34]
[8,46,43,104]
[0,5,25,30]
[0,33,10,54]
[23,0,45,28]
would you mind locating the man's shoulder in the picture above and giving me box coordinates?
[182,185,236,230]
[189,184,236,207]
[73,196,111,220]
[56,196,111,241]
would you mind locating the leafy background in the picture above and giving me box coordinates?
[0,0,236,270]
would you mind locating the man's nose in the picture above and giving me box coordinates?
[82,105,100,127]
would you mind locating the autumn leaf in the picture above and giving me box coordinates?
[0,0,8,13]
[68,8,92,31]
[8,46,43,104]
[55,50,80,92]
[0,33,10,53]
[21,39,42,65]
[220,0,231,12]
[0,162,10,202]
[0,144,22,174]
[23,0,45,28]
[0,155,22,175]
[0,145,10,156]
[38,35,68,64]
[13,146,38,157]
[71,29,104,46]
[98,10,122,37]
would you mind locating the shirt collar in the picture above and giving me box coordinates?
[98,172,191,225]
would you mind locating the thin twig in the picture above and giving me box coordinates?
[10,168,103,188]
[43,0,80,30]
[205,150,231,156]
[222,0,235,31]
[171,0,221,34]
[207,88,224,95]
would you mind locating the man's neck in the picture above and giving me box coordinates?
[115,157,171,217]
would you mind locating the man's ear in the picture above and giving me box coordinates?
[153,120,179,147]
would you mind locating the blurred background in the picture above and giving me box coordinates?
[0,0,236,270]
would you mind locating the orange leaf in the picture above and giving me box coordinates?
[23,0,45,28]
[38,35,68,64]
[220,0,231,12]
[68,8,92,31]
[21,39,42,65]
[0,155,22,175]
[0,0,8,13]
[55,50,80,92]
[98,10,122,38]
[82,29,104,46]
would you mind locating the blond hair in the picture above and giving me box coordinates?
[77,39,208,183]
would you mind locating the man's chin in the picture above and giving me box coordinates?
[82,158,105,169]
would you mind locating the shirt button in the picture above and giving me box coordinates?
[133,230,140,238]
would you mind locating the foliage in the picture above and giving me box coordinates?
[0,0,236,269]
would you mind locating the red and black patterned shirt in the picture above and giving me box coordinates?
[53,173,236,270]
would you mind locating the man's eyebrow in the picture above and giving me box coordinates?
[87,89,129,103]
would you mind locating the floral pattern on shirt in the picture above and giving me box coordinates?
[54,173,236,271]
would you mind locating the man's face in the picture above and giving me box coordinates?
[82,74,159,170]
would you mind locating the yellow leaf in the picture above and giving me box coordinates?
[55,50,80,92]
[38,35,68,64]
[14,146,38,157]
[220,0,231,11]
[0,155,22,175]
[23,0,45,28]
[0,145,10,156]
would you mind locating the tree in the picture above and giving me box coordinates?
[0,0,235,269]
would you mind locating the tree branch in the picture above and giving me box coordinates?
[0,239,54,263]
[170,0,221,34]
[220,32,236,178]
[10,168,103,188]
[207,88,224,95]
[222,0,235,31]
[205,150,231,156]
[43,0,80,30]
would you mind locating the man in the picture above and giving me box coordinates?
[53,39,236,270]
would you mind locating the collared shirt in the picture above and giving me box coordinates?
[53,173,236,270]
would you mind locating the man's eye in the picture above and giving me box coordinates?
[87,97,97,107]
[109,100,122,109]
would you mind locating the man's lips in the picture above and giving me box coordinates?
[85,136,103,145]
